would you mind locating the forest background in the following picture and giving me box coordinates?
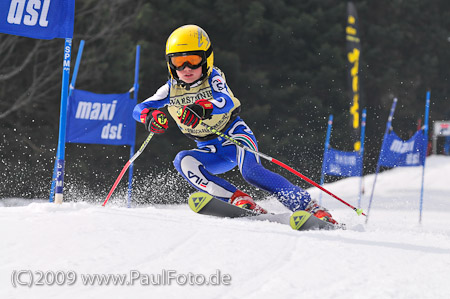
[1,0,449,202]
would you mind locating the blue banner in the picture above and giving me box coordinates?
[323,148,362,177]
[379,130,426,167]
[0,0,75,39]
[66,89,136,146]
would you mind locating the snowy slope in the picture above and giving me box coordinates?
[1,156,450,299]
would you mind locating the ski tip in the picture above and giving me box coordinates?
[289,210,311,230]
[290,210,343,231]
[188,192,213,213]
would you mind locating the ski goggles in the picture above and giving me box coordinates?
[167,53,206,71]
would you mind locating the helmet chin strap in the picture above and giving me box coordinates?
[179,80,191,91]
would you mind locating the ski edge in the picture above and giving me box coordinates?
[188,192,345,231]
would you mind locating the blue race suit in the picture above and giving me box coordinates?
[133,67,311,211]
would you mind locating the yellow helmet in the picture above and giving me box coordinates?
[165,25,214,85]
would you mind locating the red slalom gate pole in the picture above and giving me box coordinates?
[200,121,365,216]
[102,132,154,206]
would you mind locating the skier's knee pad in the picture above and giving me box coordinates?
[173,151,235,199]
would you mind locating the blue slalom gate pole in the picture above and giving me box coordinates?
[127,45,140,208]
[50,40,84,202]
[319,115,333,204]
[419,91,430,223]
[52,38,73,204]
[366,98,398,223]
[69,40,85,96]
[357,109,367,208]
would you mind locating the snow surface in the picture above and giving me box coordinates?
[1,155,450,299]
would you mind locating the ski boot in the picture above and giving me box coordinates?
[305,200,338,225]
[230,190,267,214]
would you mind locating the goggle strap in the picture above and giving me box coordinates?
[205,45,213,58]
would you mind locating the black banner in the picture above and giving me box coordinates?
[346,2,361,151]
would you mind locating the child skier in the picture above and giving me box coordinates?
[133,24,337,224]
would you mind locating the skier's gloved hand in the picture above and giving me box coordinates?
[140,108,168,134]
[178,99,213,129]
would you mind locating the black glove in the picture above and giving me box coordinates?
[140,108,168,134]
[178,99,213,129]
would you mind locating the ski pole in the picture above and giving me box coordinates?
[199,120,365,216]
[102,132,155,206]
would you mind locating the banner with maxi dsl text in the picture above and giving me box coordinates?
[0,0,75,39]
[323,148,362,177]
[379,130,426,167]
[66,89,136,146]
